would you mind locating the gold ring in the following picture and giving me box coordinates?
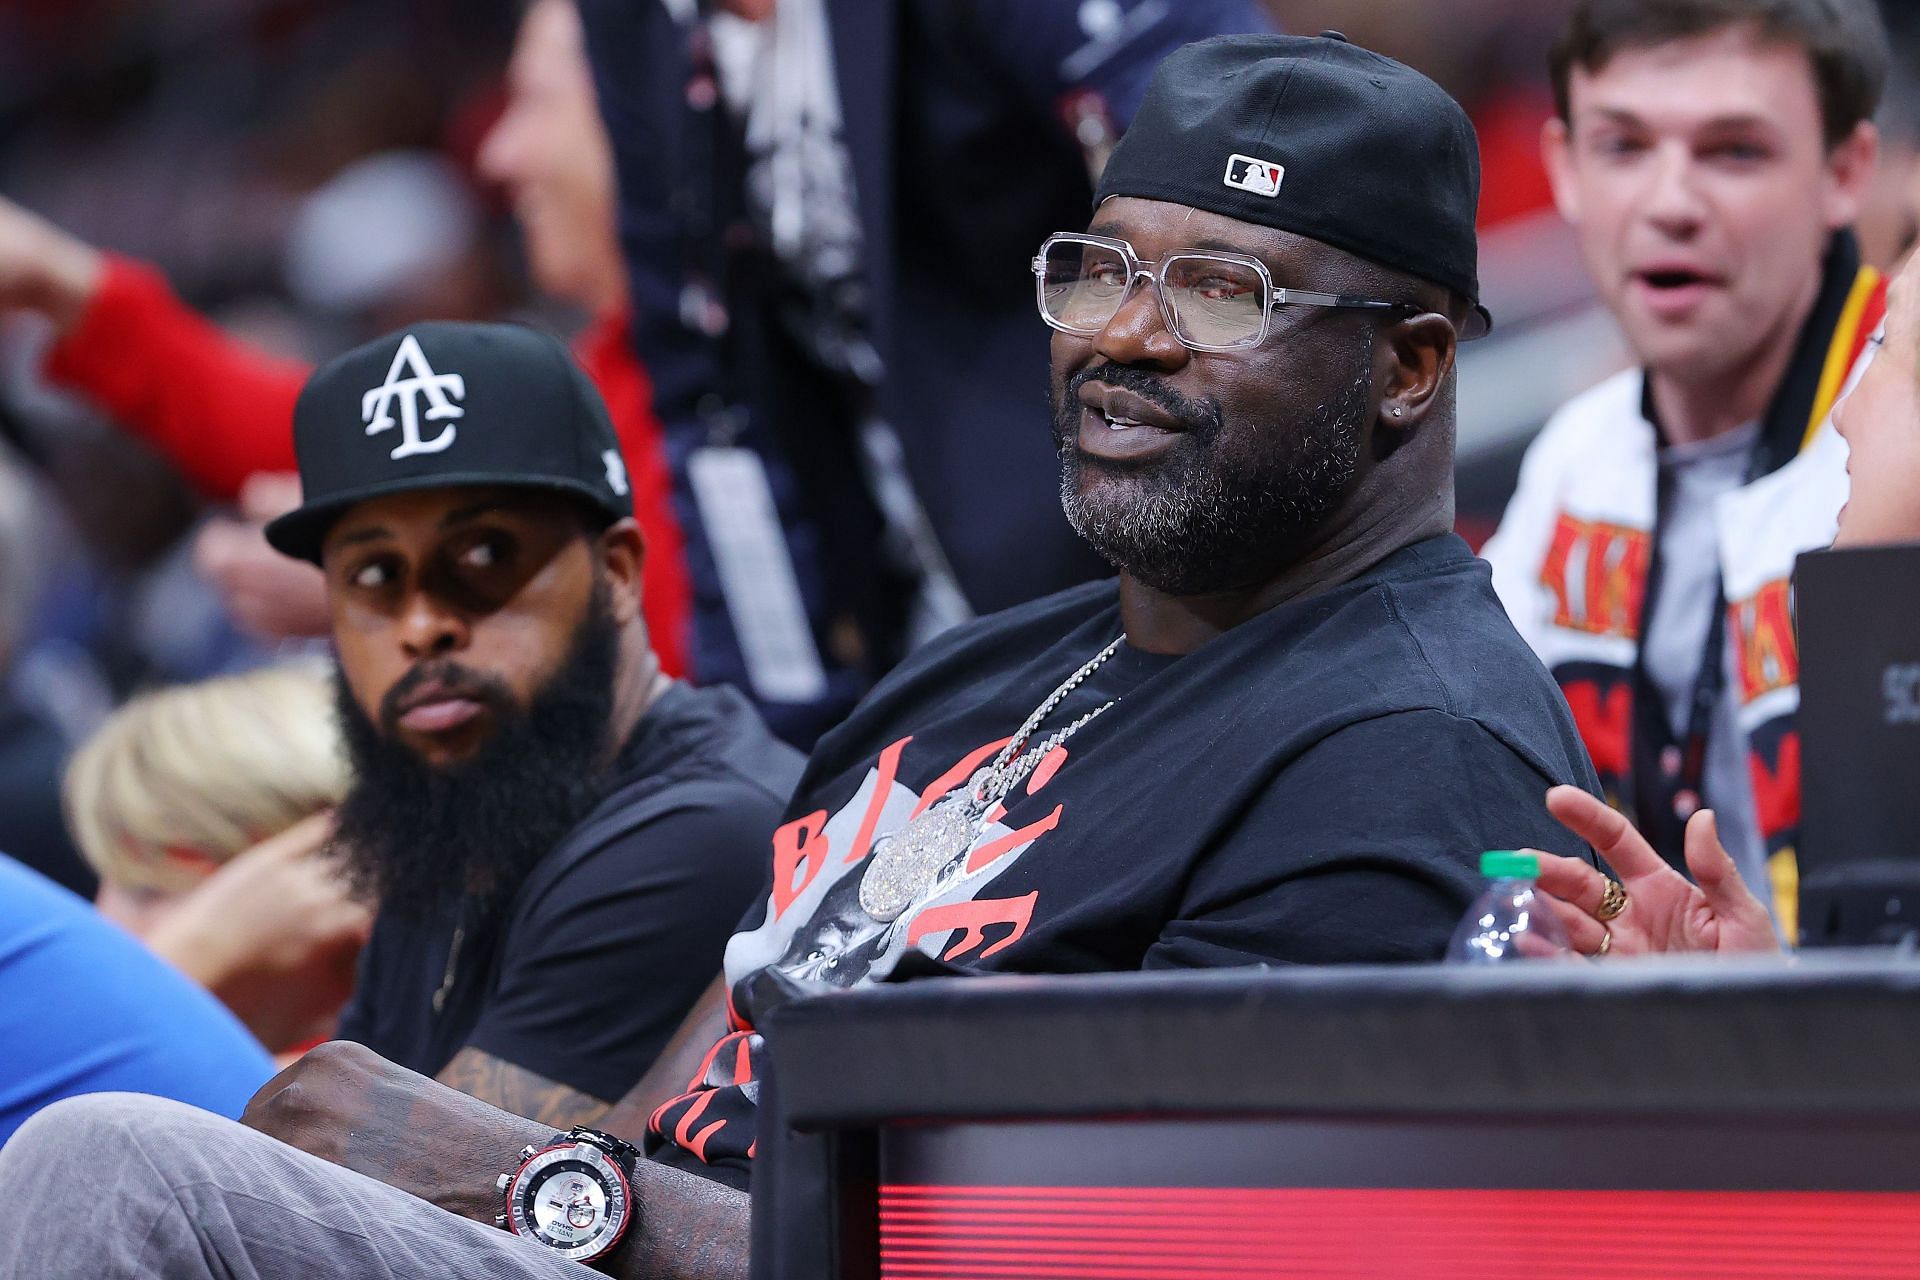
[1595,926,1613,958]
[1596,877,1629,922]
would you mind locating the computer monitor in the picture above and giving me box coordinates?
[1795,544,1920,943]
[751,958,1920,1278]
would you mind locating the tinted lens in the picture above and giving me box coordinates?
[1162,255,1267,348]
[1040,239,1131,332]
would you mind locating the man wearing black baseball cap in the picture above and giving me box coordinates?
[209,322,796,1132]
[0,36,1597,1280]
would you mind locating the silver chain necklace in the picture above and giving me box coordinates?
[857,636,1124,922]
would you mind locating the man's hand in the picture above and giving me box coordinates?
[0,196,103,333]
[245,1040,551,1224]
[145,812,372,1052]
[193,473,332,640]
[1529,785,1782,957]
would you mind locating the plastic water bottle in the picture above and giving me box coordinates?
[1445,850,1570,963]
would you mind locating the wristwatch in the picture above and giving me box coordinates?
[495,1126,641,1265]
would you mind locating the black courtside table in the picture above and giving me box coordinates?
[751,955,1920,1279]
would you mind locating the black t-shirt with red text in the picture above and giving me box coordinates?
[647,534,1600,1188]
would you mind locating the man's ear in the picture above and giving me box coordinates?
[596,518,647,625]
[1542,116,1582,226]
[1377,312,1457,432]
[1825,119,1880,231]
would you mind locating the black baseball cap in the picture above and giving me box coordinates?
[265,321,635,563]
[1094,32,1492,339]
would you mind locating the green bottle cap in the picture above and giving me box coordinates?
[1480,850,1540,879]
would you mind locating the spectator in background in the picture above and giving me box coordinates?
[0,853,276,1146]
[0,0,696,681]
[0,453,92,895]
[1519,247,1920,959]
[1482,0,1889,934]
[63,662,369,1057]
[259,321,798,1128]
[576,0,1273,745]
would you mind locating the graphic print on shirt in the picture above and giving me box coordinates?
[1539,512,1651,640]
[724,735,1071,990]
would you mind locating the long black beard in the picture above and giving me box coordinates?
[330,590,621,922]
[1053,341,1371,596]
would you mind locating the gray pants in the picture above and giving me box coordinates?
[0,1093,595,1279]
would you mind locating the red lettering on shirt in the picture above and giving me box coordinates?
[1540,513,1650,639]
[674,1089,726,1161]
[769,810,831,921]
[1026,745,1069,794]
[847,736,912,864]
[1730,579,1798,704]
[966,805,1065,874]
[909,892,1040,962]
[911,738,1012,820]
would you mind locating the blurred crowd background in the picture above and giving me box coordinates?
[0,0,1916,877]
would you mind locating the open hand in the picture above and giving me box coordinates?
[1527,785,1782,958]
[145,812,372,1051]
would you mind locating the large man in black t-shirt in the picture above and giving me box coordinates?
[264,323,798,1121]
[0,35,1598,1280]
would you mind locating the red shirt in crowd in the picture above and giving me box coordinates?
[42,255,693,678]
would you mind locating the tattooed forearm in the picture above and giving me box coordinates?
[243,1040,552,1224]
[436,1047,613,1130]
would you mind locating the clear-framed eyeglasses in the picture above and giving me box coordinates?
[1031,232,1417,353]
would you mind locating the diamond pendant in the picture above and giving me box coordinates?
[858,802,979,923]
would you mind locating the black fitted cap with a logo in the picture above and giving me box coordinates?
[265,321,635,563]
[1095,31,1491,339]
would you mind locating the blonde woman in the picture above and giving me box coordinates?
[64,663,371,1054]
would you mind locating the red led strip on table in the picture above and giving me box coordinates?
[878,1185,1920,1279]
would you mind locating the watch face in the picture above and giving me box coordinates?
[505,1142,632,1262]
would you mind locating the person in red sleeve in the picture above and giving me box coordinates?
[0,0,693,679]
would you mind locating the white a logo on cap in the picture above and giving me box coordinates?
[1223,153,1285,197]
[363,333,464,460]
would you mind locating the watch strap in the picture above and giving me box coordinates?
[552,1126,641,1172]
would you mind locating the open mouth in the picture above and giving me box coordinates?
[1640,268,1711,290]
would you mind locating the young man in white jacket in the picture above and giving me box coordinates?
[1483,0,1890,933]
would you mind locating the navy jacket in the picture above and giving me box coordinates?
[578,0,1273,745]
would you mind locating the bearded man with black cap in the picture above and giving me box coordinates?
[237,322,796,1123]
[0,34,1598,1280]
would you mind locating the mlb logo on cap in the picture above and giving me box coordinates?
[1223,153,1284,197]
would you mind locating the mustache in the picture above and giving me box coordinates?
[1064,362,1224,435]
[377,660,514,734]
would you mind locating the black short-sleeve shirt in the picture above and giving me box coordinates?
[336,683,803,1101]
[647,535,1602,1187]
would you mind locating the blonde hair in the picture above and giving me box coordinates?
[65,662,348,895]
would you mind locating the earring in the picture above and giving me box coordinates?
[1390,406,1404,417]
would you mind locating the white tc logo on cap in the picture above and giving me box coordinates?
[363,333,464,460]
[1223,153,1285,197]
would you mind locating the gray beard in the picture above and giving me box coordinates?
[1057,355,1372,596]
